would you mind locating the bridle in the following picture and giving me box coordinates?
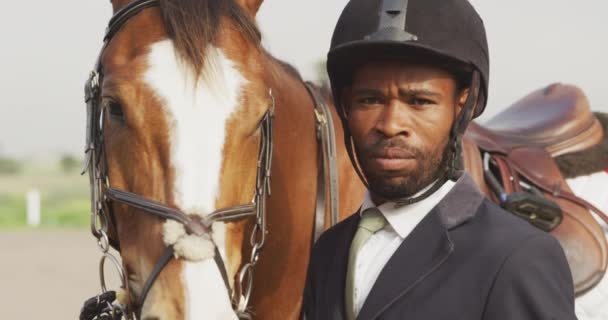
[79,0,273,319]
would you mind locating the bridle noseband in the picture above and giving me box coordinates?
[80,0,273,319]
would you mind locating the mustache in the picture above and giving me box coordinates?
[363,138,422,159]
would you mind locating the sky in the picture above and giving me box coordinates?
[0,0,606,158]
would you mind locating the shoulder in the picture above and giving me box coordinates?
[469,199,551,245]
[479,216,575,318]
[472,199,572,282]
[481,200,570,276]
[452,199,568,270]
[462,201,575,318]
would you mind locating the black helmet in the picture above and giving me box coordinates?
[328,0,489,118]
[327,0,490,205]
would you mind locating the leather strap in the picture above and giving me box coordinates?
[133,245,233,319]
[214,246,232,297]
[304,83,340,243]
[507,148,608,225]
[493,155,515,194]
[486,147,608,227]
[136,246,175,318]
[554,189,608,225]
[105,187,257,237]
[105,0,160,42]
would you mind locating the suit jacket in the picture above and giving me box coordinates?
[301,173,576,320]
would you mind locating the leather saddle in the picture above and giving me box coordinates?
[462,83,608,295]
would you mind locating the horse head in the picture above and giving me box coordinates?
[85,0,274,318]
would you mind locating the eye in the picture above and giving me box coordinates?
[409,97,435,106]
[102,98,125,122]
[356,96,384,106]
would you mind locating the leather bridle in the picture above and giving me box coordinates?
[80,0,273,319]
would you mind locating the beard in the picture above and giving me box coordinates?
[356,136,451,201]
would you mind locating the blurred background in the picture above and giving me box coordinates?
[0,0,606,318]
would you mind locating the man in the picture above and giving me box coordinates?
[301,0,577,319]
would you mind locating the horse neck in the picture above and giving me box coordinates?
[243,57,319,315]
[270,57,323,186]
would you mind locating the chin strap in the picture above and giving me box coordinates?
[393,173,449,207]
[447,71,481,179]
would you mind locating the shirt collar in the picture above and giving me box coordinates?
[360,180,456,239]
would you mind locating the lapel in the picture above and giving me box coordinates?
[323,213,360,319]
[357,173,485,320]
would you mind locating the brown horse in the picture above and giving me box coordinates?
[83,0,363,319]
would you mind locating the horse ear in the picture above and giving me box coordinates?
[236,0,264,17]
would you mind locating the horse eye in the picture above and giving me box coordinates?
[103,98,125,121]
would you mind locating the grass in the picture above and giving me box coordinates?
[0,164,90,229]
[0,193,26,227]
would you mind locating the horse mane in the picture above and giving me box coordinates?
[267,56,303,82]
[556,112,608,178]
[159,0,261,75]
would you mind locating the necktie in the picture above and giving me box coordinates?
[345,207,387,320]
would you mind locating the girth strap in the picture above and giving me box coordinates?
[304,83,340,243]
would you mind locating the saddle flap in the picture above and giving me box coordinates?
[508,147,566,193]
[502,147,608,294]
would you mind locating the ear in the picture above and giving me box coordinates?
[456,88,469,117]
[341,87,352,118]
[236,0,264,17]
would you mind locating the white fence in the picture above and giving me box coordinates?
[26,189,41,227]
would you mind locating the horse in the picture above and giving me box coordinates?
[461,83,608,319]
[79,0,364,319]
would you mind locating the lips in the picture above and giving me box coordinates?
[368,148,416,171]
[372,147,415,159]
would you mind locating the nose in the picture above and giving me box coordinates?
[374,99,411,138]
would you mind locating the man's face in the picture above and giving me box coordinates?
[344,61,465,203]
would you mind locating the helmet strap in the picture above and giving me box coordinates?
[343,124,371,189]
[447,70,481,179]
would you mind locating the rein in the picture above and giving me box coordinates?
[79,0,273,318]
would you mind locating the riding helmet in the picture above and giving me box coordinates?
[327,0,489,119]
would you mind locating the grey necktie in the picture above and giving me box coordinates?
[345,207,387,320]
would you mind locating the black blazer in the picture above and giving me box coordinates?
[302,174,576,320]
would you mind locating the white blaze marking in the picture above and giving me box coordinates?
[144,40,244,320]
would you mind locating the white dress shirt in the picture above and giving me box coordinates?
[351,180,455,316]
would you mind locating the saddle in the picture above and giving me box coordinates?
[463,83,608,295]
